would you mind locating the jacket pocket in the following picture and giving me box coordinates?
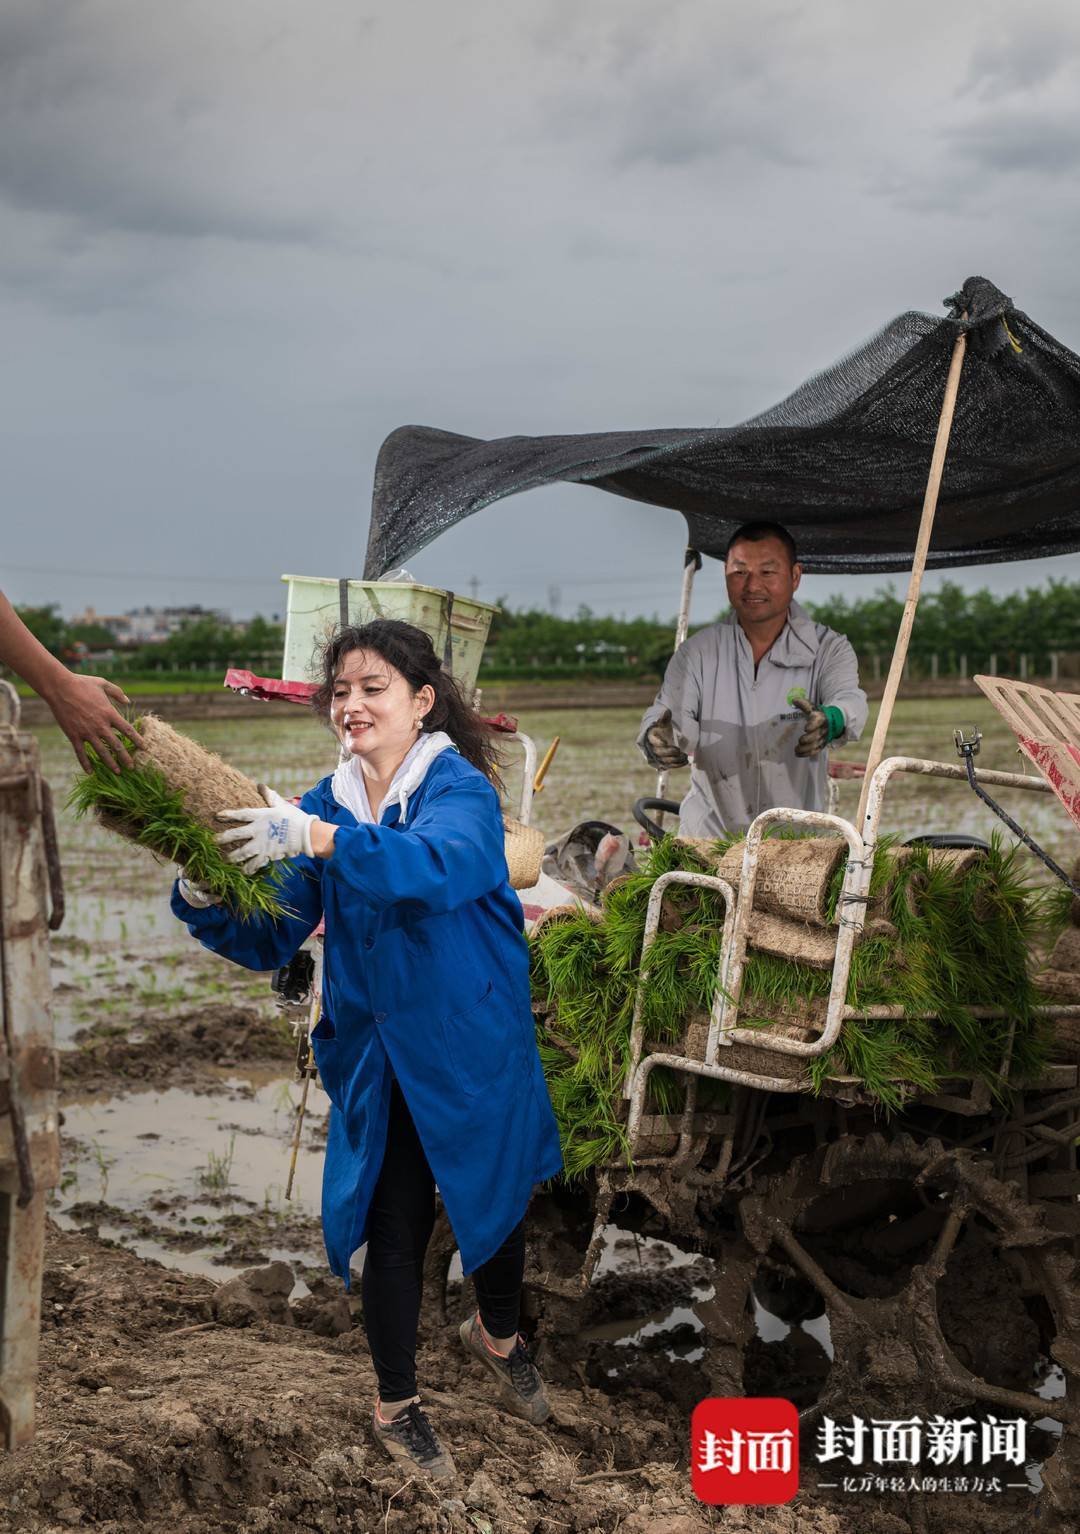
[310,1015,341,1106]
[438,981,523,1097]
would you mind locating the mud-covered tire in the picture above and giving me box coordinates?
[694,1133,1080,1532]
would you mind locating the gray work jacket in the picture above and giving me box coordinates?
[637,600,868,837]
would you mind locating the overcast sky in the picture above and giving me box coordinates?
[3,0,1080,625]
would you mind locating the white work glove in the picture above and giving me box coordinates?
[215,785,315,874]
[176,868,222,908]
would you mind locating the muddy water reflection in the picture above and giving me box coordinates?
[55,1076,329,1285]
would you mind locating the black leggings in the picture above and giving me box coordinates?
[361,1077,526,1401]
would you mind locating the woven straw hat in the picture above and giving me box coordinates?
[503,817,545,890]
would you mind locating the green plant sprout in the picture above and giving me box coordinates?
[198,1134,237,1194]
[91,1140,113,1200]
[530,833,1062,1178]
[68,730,297,921]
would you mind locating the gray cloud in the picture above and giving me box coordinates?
[948,111,1080,175]
[531,2,820,171]
[0,2,326,244]
[963,27,1079,98]
[1,0,1079,622]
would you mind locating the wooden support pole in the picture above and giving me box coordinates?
[856,329,968,828]
[655,548,701,823]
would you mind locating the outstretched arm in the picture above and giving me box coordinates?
[816,632,869,745]
[637,639,702,766]
[215,771,508,915]
[172,853,325,972]
[0,589,140,771]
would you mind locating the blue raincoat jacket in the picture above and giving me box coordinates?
[171,750,563,1279]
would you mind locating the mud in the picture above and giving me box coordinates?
[60,1196,325,1274]
[37,1057,1065,1529]
[4,1225,857,1534]
[9,1207,1054,1533]
[60,1002,295,1096]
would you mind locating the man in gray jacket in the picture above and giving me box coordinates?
[637,522,867,837]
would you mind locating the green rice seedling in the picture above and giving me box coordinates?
[69,742,295,921]
[199,1134,237,1194]
[91,1140,112,1200]
[532,830,1056,1171]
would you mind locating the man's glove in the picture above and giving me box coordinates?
[642,709,690,770]
[176,868,223,908]
[216,785,316,874]
[792,696,831,757]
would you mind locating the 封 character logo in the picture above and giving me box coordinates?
[691,1397,799,1506]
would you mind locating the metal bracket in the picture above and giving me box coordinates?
[954,726,1080,894]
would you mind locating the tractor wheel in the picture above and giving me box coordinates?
[694,1133,1080,1532]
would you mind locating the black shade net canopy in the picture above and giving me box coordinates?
[364,278,1080,580]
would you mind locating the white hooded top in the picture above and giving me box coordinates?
[331,730,457,826]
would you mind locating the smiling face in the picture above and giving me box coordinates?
[724,535,801,631]
[330,648,434,772]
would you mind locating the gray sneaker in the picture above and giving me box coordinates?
[371,1402,456,1481]
[459,1312,552,1425]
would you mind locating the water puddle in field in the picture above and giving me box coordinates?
[571,1231,714,1375]
[53,1075,330,1289]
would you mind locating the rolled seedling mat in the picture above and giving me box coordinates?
[745,911,837,968]
[134,715,263,826]
[716,835,846,928]
[599,873,633,910]
[1049,924,1080,974]
[70,713,291,919]
[901,847,990,920]
[738,990,829,1044]
[1040,971,1080,1002]
[1040,988,1080,1061]
[866,846,916,921]
[530,902,603,936]
[683,1017,710,1060]
[672,836,722,868]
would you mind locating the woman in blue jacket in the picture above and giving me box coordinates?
[173,618,563,1482]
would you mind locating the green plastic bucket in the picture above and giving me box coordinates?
[281,576,499,695]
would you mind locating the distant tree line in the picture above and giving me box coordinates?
[8,606,285,674]
[483,579,1080,680]
[805,579,1080,679]
[8,580,1080,682]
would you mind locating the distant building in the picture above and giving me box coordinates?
[69,604,233,646]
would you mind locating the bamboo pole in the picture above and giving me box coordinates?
[285,991,320,1200]
[855,328,969,828]
[655,548,702,825]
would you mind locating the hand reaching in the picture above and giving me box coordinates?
[51,672,141,773]
[643,709,690,770]
[791,695,830,758]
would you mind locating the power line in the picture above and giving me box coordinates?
[3,558,715,594]
[2,561,282,587]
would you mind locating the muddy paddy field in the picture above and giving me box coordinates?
[6,697,1075,1534]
